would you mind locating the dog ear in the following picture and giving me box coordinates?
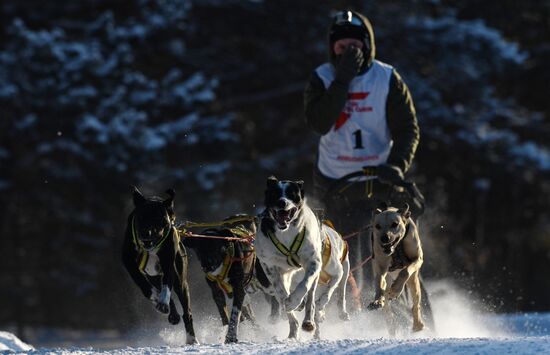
[295,180,305,199]
[165,188,175,199]
[164,188,175,210]
[399,203,411,219]
[132,186,146,207]
[377,201,389,211]
[266,175,278,187]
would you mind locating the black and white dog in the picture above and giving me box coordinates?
[255,176,348,339]
[121,187,197,344]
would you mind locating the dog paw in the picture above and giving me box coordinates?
[339,311,350,321]
[413,321,425,332]
[186,336,199,345]
[168,312,180,325]
[268,313,280,324]
[301,320,316,332]
[367,299,384,310]
[155,302,170,314]
[224,335,238,344]
[316,310,326,323]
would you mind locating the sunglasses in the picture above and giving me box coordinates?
[333,11,363,27]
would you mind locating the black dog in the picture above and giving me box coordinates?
[122,187,197,344]
[183,215,280,343]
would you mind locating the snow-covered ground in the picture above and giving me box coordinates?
[2,281,549,354]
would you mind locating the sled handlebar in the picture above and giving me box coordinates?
[324,167,425,212]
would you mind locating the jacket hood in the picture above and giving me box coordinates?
[328,10,376,72]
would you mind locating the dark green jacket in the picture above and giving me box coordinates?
[304,12,419,174]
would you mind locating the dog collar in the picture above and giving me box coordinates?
[266,228,306,268]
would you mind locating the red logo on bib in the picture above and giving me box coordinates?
[334,92,372,130]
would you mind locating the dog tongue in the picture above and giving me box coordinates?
[276,210,291,225]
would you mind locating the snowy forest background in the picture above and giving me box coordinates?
[1,0,549,339]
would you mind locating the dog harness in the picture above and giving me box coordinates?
[319,220,349,284]
[205,226,256,297]
[266,228,306,268]
[131,216,175,275]
[206,243,235,297]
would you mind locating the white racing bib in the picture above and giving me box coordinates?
[316,60,393,179]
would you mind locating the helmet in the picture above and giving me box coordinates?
[329,10,374,71]
[330,11,370,53]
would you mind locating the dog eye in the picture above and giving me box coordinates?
[375,224,381,230]
[391,222,398,228]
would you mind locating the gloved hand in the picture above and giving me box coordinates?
[377,164,404,186]
[334,45,364,84]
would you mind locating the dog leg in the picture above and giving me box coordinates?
[241,300,257,326]
[207,279,229,326]
[346,272,362,313]
[178,282,198,344]
[336,257,350,320]
[407,271,425,332]
[265,266,294,320]
[302,278,318,333]
[367,266,387,310]
[225,287,245,343]
[122,247,158,301]
[157,243,178,315]
[264,266,298,338]
[155,285,171,314]
[168,298,181,325]
[383,299,398,338]
[174,257,198,345]
[287,310,300,339]
[316,268,343,323]
[286,260,322,312]
[313,308,322,340]
[387,256,423,301]
[268,295,280,323]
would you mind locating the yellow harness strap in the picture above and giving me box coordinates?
[319,234,332,284]
[267,228,306,268]
[206,243,235,297]
[138,251,149,275]
[362,167,376,198]
[319,220,348,285]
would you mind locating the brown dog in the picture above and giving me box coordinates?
[367,203,424,334]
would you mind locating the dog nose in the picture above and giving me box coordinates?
[277,199,287,209]
[381,234,390,244]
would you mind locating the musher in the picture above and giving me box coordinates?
[304,9,420,310]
